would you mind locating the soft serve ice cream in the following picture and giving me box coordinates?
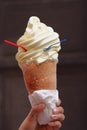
[16,16,61,66]
[16,16,61,125]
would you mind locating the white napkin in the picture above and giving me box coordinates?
[29,89,59,125]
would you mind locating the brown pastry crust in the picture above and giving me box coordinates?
[21,61,57,94]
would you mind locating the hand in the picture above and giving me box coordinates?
[18,101,65,130]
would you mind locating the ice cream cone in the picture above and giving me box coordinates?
[15,16,61,125]
[20,60,57,94]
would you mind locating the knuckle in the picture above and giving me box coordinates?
[59,106,64,113]
[55,121,62,128]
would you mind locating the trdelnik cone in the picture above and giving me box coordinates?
[16,16,61,125]
[21,61,57,94]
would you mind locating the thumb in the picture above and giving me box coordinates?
[18,104,45,130]
[29,103,45,120]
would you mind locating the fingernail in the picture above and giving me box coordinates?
[57,100,61,106]
[53,108,59,113]
[51,115,57,119]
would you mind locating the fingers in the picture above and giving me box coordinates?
[53,106,64,114]
[48,101,65,129]
[51,113,65,122]
[48,121,62,128]
[49,114,65,129]
[52,106,65,122]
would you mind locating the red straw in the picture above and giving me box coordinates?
[4,40,27,52]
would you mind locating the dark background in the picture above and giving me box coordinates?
[0,0,87,130]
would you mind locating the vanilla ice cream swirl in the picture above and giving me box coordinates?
[16,16,61,65]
